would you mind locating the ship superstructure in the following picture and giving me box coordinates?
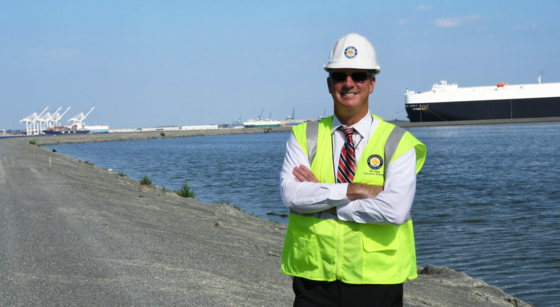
[405,77,560,122]
[243,109,281,128]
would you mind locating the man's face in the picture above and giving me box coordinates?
[327,69,376,115]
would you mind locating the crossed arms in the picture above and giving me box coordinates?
[292,165,384,214]
[280,132,417,226]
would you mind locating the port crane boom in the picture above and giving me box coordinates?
[39,107,62,130]
[53,107,71,127]
[383,110,405,121]
[19,107,48,135]
[68,107,95,128]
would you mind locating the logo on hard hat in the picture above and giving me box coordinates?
[367,155,383,170]
[344,46,358,59]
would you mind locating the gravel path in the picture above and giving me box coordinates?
[0,138,533,306]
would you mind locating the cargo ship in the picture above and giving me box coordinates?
[243,110,281,128]
[43,125,90,135]
[243,119,281,128]
[405,76,560,122]
[84,125,109,133]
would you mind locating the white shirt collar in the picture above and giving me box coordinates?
[331,111,373,138]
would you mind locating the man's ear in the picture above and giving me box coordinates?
[369,77,376,94]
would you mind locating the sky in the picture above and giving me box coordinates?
[1,0,559,129]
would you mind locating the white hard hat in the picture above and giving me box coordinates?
[324,33,380,75]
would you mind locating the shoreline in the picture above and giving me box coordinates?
[0,137,535,306]
[6,116,560,146]
[22,126,294,146]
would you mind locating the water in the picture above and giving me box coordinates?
[46,123,560,306]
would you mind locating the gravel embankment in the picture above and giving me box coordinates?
[0,138,534,306]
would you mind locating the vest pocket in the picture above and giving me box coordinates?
[362,237,399,252]
[361,237,399,282]
[292,232,320,275]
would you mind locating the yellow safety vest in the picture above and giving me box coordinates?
[281,115,426,284]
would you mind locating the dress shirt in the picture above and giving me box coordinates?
[280,113,417,225]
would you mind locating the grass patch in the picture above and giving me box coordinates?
[160,132,165,137]
[117,171,126,177]
[177,180,196,198]
[219,198,245,213]
[29,140,38,146]
[139,173,152,185]
[218,199,253,215]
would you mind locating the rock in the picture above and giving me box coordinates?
[405,265,535,307]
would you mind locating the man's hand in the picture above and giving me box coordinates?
[292,165,338,214]
[347,183,384,201]
[292,165,320,183]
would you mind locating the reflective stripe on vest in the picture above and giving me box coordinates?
[282,115,426,284]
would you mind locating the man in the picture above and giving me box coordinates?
[280,33,426,307]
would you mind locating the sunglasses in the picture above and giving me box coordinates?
[329,72,371,82]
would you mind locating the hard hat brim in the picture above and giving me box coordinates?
[324,64,380,75]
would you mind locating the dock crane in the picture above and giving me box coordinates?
[257,109,265,120]
[38,107,62,131]
[319,108,327,120]
[286,108,295,122]
[232,114,242,125]
[19,107,48,135]
[68,107,95,129]
[383,110,406,121]
[52,107,71,127]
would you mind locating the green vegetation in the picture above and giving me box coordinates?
[177,180,196,198]
[139,173,152,185]
[219,198,244,213]
[117,171,126,177]
[160,132,165,137]
[218,199,253,215]
[29,140,38,146]
[162,185,167,192]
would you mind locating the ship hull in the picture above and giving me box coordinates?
[243,124,281,128]
[405,96,560,122]
[43,130,91,135]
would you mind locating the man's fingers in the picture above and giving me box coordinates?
[293,165,320,183]
[292,167,306,182]
[298,165,320,183]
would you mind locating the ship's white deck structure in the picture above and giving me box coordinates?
[406,79,560,104]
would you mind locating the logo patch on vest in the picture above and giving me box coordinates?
[367,155,383,170]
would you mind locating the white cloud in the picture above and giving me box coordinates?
[416,5,434,11]
[511,22,542,31]
[398,19,409,25]
[432,15,480,28]
[27,48,81,61]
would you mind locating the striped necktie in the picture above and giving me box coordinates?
[336,126,357,183]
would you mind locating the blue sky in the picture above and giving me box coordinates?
[1,0,559,129]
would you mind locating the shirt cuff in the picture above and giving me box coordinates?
[290,183,349,208]
[337,196,354,222]
[330,183,349,203]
